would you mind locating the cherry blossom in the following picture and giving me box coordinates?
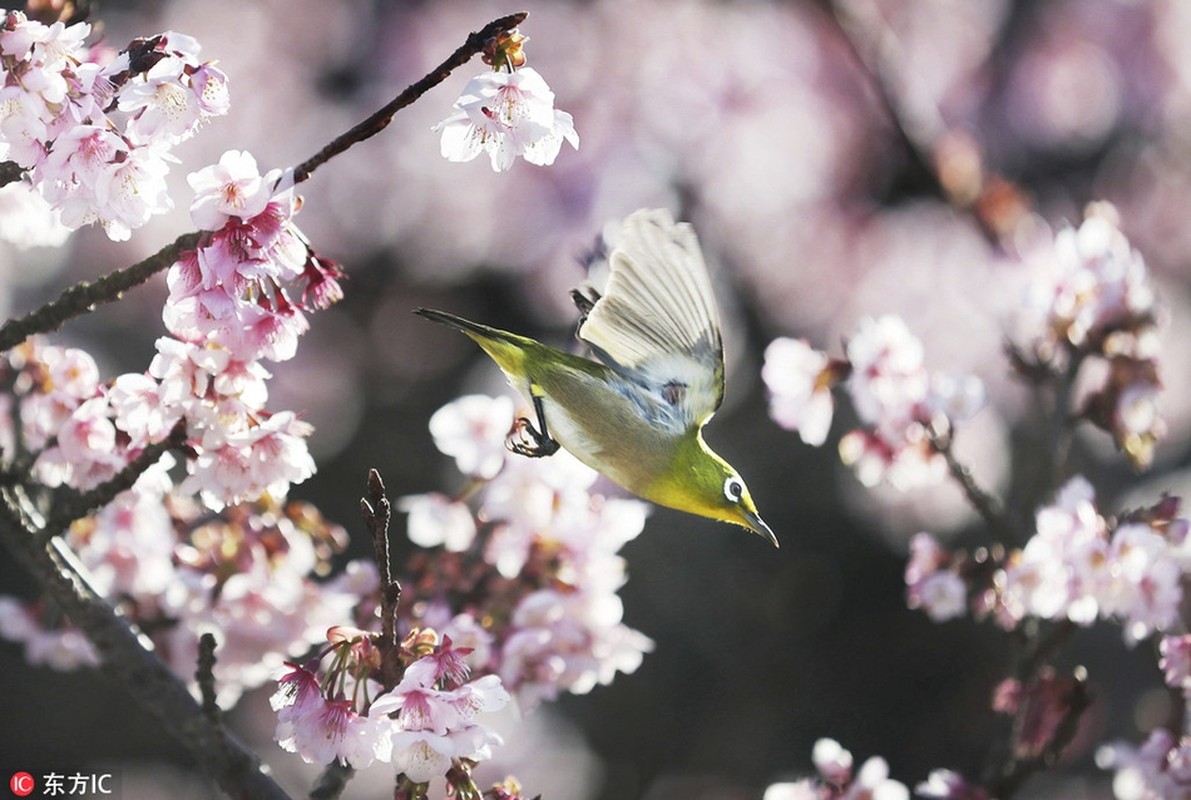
[433,66,578,172]
[165,151,336,366]
[428,394,516,479]
[394,394,654,713]
[1159,634,1191,694]
[1097,729,1191,800]
[762,337,837,446]
[187,149,274,231]
[765,314,983,491]
[766,739,910,800]
[0,14,229,241]
[397,493,478,552]
[277,696,393,769]
[904,532,967,622]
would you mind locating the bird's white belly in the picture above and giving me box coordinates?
[512,387,631,487]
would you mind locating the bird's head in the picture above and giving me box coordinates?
[648,431,777,547]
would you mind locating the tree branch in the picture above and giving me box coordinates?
[42,420,189,537]
[361,469,403,690]
[196,632,222,724]
[928,424,1016,542]
[309,762,355,800]
[0,489,293,800]
[291,11,529,184]
[0,231,201,353]
[0,160,24,188]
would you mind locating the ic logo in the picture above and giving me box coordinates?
[9,771,35,797]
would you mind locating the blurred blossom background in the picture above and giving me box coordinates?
[3,0,1191,797]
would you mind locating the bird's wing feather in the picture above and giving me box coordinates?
[576,208,725,427]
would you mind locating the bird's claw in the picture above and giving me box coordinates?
[507,416,560,458]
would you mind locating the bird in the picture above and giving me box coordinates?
[415,208,776,546]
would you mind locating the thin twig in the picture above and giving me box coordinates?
[826,0,1025,246]
[361,468,403,689]
[928,424,1015,541]
[196,632,222,723]
[0,231,201,352]
[1044,355,1082,494]
[291,11,529,184]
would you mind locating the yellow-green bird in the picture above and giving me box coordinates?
[416,208,776,546]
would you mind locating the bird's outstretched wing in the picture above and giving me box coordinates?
[575,208,724,429]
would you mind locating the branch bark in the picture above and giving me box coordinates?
[0,231,201,353]
[291,12,528,184]
[0,490,293,800]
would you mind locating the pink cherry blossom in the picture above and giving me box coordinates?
[1159,634,1191,693]
[1021,203,1154,354]
[428,394,515,479]
[398,493,478,551]
[1097,729,1191,800]
[277,696,392,768]
[187,150,273,231]
[433,67,578,172]
[762,337,836,446]
[905,533,968,622]
[0,13,229,240]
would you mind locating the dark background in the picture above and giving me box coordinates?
[3,0,1190,797]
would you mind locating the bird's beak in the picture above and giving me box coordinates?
[743,509,779,548]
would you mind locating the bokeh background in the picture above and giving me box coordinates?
[4,0,1191,797]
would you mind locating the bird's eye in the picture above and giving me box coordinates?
[723,476,743,503]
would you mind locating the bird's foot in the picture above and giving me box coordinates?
[507,416,560,458]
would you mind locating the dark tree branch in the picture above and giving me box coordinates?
[0,160,24,188]
[0,231,201,352]
[291,11,529,184]
[197,632,221,724]
[42,420,189,537]
[0,489,293,800]
[308,762,355,800]
[825,0,1028,245]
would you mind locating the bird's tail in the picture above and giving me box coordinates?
[414,307,533,376]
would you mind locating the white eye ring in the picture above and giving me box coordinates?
[723,477,743,503]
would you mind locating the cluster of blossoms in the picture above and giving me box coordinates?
[765,740,994,799]
[1015,202,1165,469]
[395,393,654,710]
[1096,729,1191,800]
[906,476,1189,644]
[3,148,339,510]
[905,478,1190,795]
[0,143,346,699]
[156,149,343,508]
[0,11,228,240]
[764,200,1184,797]
[763,204,1164,493]
[433,29,578,173]
[1091,634,1191,797]
[262,393,650,793]
[762,315,984,490]
[272,629,515,797]
[0,447,373,707]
